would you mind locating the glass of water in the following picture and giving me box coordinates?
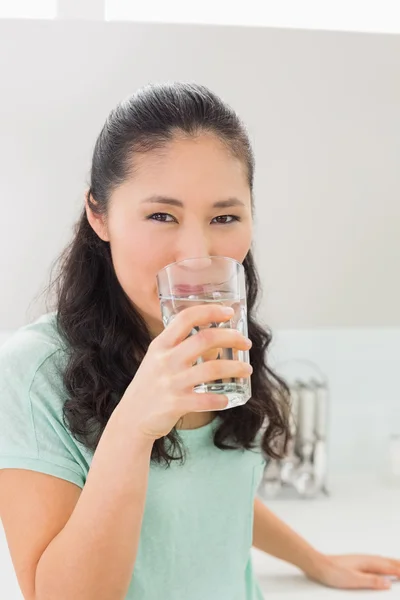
[156,256,251,409]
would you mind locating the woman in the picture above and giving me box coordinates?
[0,82,398,600]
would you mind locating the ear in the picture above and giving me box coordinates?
[85,190,110,242]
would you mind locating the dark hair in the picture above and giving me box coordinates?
[45,82,290,466]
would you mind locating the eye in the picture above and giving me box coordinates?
[211,215,240,225]
[147,212,176,223]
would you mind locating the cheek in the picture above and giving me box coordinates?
[236,231,252,262]
[111,218,157,269]
[108,226,157,292]
[214,225,252,263]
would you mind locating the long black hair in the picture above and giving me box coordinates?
[45,82,290,466]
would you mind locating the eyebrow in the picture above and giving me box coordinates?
[140,195,245,209]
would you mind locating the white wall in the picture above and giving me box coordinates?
[0,16,399,600]
[0,17,398,472]
[0,19,399,330]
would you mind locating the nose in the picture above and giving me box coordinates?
[174,225,211,264]
[179,256,213,271]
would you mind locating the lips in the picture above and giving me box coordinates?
[173,284,205,295]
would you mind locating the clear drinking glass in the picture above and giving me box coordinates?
[156,256,251,410]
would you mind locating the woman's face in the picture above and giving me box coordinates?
[87,133,253,336]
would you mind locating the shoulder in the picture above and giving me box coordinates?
[0,312,69,431]
[0,311,63,362]
[0,312,65,391]
[0,312,89,488]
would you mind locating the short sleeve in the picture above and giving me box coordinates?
[0,329,89,489]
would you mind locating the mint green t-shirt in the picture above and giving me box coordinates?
[0,313,267,600]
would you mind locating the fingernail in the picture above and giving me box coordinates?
[221,307,234,315]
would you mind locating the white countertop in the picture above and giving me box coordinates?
[253,476,400,598]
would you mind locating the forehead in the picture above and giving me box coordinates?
[127,133,250,194]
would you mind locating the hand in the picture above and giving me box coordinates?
[117,303,252,441]
[307,553,400,591]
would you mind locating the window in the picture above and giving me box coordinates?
[105,0,400,35]
[0,0,56,19]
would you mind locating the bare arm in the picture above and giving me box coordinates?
[0,406,153,600]
[252,497,328,579]
[34,408,154,600]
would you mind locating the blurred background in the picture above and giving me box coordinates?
[1,0,399,477]
[0,1,399,597]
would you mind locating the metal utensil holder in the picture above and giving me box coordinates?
[258,359,330,500]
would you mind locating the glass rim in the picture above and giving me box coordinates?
[157,255,243,276]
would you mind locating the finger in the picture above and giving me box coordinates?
[159,304,234,347]
[358,556,400,576]
[182,392,230,413]
[177,359,253,390]
[200,347,223,362]
[387,557,400,575]
[389,558,400,566]
[173,326,251,367]
[389,558,400,576]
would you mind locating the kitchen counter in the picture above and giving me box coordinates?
[253,476,400,598]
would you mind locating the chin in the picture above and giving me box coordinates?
[143,307,164,336]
